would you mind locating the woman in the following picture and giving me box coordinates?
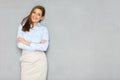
[16,5,49,80]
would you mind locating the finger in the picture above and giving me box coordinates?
[40,40,47,44]
[16,40,20,43]
[41,40,47,42]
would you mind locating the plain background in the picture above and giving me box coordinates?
[0,0,120,80]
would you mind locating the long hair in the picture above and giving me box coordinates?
[21,5,45,32]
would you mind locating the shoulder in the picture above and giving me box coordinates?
[17,24,23,30]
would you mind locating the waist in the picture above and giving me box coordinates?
[22,50,45,54]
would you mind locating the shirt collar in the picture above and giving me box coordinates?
[30,23,41,30]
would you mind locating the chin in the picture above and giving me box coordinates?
[32,20,39,23]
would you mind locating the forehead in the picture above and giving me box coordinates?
[33,8,42,13]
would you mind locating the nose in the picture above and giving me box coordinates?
[34,13,38,16]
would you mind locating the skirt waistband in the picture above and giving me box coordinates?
[22,50,45,54]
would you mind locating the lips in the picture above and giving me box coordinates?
[32,17,38,20]
[31,17,39,22]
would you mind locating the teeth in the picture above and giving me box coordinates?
[33,18,37,20]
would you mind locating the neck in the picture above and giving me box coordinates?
[32,22,38,28]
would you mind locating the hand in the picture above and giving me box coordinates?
[17,37,25,43]
[40,39,47,44]
[17,37,31,46]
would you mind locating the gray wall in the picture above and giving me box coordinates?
[0,0,120,80]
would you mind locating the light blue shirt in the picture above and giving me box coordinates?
[17,23,49,51]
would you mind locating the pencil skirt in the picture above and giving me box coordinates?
[20,50,47,80]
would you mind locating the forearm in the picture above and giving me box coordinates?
[17,41,49,51]
[23,40,31,46]
[30,42,49,51]
[17,37,49,51]
[17,43,33,50]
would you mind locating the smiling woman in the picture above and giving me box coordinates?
[16,5,49,80]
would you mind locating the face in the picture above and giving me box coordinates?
[31,8,43,24]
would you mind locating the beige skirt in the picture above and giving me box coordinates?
[20,50,47,80]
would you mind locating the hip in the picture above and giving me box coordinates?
[20,50,47,63]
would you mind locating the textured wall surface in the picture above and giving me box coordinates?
[0,0,120,80]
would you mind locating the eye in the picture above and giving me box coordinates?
[37,13,41,16]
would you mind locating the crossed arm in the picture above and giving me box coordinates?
[16,37,47,46]
[16,25,49,51]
